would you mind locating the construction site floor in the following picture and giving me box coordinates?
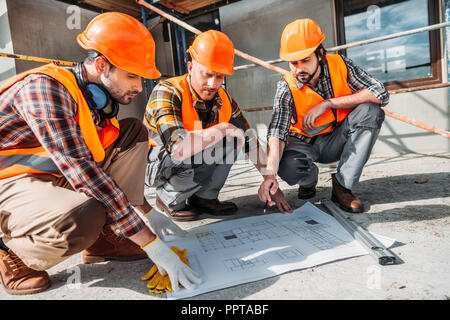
[1,152,449,300]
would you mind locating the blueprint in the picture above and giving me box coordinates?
[165,202,395,299]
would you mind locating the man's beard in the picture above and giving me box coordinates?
[296,72,315,84]
[108,88,140,105]
[296,62,320,85]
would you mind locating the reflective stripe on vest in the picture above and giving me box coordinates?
[146,73,232,147]
[0,64,120,179]
[0,146,60,178]
[285,54,353,138]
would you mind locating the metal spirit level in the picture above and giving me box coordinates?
[322,200,397,266]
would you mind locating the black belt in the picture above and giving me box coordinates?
[297,134,317,144]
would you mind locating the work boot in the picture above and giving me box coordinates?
[298,185,316,199]
[155,195,199,222]
[82,227,147,264]
[331,173,364,213]
[188,194,238,216]
[0,249,51,295]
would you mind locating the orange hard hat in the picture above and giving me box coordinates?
[187,30,234,75]
[280,19,326,62]
[77,12,161,79]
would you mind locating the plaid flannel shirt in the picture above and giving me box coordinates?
[0,72,145,238]
[144,75,254,155]
[268,55,390,142]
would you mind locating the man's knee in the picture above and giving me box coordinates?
[192,164,216,186]
[278,168,298,186]
[117,117,149,149]
[278,151,316,186]
[58,198,106,256]
[229,117,246,131]
[349,103,385,129]
[4,199,106,270]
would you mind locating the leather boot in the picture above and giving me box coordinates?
[298,185,316,199]
[82,227,147,264]
[155,195,199,222]
[0,249,51,295]
[331,173,363,213]
[188,194,238,216]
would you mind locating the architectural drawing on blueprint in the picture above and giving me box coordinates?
[277,248,305,260]
[196,215,350,254]
[223,256,268,272]
[166,202,396,300]
[281,216,351,251]
[195,220,293,253]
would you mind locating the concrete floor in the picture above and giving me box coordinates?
[1,152,449,300]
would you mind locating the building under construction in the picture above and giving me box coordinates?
[0,0,449,302]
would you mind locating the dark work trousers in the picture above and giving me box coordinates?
[278,103,385,190]
[146,118,245,210]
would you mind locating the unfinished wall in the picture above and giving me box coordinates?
[148,17,176,79]
[379,88,449,154]
[0,0,15,85]
[8,0,445,154]
[219,0,336,144]
[219,0,450,154]
[5,0,147,120]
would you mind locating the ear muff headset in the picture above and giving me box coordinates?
[73,63,119,119]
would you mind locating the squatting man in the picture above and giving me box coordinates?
[0,12,201,296]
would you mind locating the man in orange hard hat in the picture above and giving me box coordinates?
[144,30,292,221]
[0,12,200,295]
[259,19,389,213]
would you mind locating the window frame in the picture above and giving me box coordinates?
[335,0,442,91]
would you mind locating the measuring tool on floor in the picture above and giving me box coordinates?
[321,200,397,266]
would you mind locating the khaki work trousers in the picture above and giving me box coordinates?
[0,118,148,271]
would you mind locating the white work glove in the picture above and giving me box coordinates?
[142,236,202,292]
[143,208,188,240]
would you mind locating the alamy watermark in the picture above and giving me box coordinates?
[366,265,382,290]
[366,5,381,30]
[66,5,81,30]
[66,266,81,290]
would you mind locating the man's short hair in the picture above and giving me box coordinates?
[315,44,327,66]
[84,50,115,70]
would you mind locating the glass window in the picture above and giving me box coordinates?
[336,0,442,90]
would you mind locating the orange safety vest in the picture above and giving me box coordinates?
[145,73,232,147]
[0,64,119,179]
[284,54,353,138]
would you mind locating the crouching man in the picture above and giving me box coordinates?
[259,19,389,213]
[145,30,292,221]
[0,12,200,295]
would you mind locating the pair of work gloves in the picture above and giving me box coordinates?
[142,246,189,293]
[136,207,202,294]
